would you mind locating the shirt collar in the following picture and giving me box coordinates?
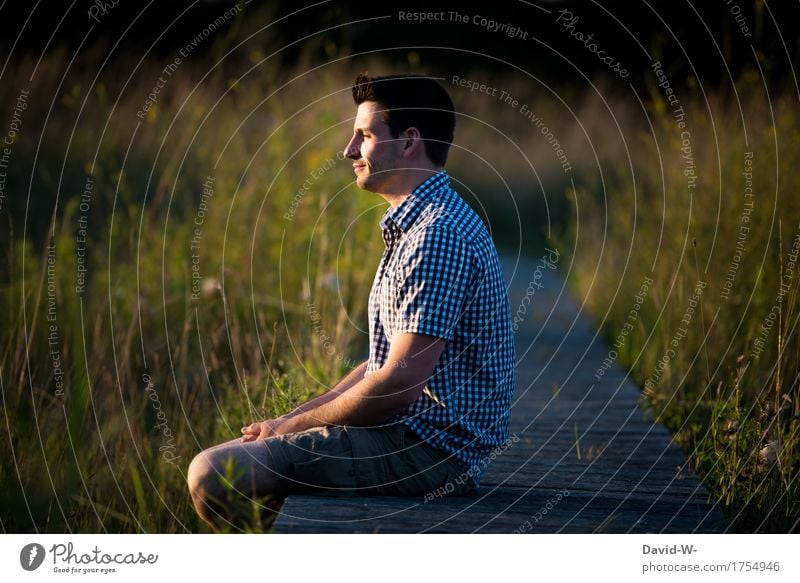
[380,170,450,235]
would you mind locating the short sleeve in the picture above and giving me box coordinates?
[392,226,473,340]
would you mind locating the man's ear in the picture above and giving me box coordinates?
[402,127,422,157]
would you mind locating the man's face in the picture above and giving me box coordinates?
[344,101,404,194]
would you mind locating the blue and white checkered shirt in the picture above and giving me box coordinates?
[366,170,516,487]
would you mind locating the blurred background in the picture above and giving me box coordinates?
[1,0,798,532]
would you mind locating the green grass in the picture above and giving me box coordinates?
[560,76,800,532]
[0,51,384,532]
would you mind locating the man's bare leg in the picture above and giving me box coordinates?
[187,438,287,530]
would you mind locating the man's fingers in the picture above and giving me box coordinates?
[240,420,280,441]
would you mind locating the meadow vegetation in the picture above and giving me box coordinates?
[1,42,797,533]
[1,52,384,532]
[561,75,800,532]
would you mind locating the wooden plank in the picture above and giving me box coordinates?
[504,426,677,442]
[276,487,725,533]
[480,464,708,497]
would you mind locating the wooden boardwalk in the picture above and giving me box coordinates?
[273,256,726,533]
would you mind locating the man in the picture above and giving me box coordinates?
[188,73,515,529]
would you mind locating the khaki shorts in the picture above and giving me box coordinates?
[264,423,474,497]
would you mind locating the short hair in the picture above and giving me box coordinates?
[351,73,455,166]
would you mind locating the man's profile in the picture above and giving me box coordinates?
[187,73,516,529]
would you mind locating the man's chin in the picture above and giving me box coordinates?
[356,175,377,192]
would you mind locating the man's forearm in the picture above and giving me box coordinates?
[252,334,443,440]
[282,361,368,419]
[283,365,422,432]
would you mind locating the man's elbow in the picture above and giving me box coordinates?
[377,365,429,410]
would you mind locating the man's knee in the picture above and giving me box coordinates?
[187,442,286,512]
[187,449,226,510]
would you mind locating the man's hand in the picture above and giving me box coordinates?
[240,416,294,442]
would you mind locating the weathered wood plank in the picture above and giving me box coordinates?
[276,486,725,533]
[480,462,708,497]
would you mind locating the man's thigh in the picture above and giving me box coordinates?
[286,423,471,497]
[203,424,471,498]
[197,426,356,497]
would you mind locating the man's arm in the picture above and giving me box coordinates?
[240,361,367,441]
[283,361,369,418]
[242,333,444,441]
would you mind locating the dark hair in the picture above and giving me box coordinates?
[352,73,455,166]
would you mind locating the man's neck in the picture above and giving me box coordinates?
[378,167,443,209]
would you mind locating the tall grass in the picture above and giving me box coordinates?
[561,75,800,532]
[0,51,384,532]
[4,33,797,535]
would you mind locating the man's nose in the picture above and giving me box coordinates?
[344,136,360,160]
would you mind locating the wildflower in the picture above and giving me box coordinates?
[757,440,779,472]
[201,277,220,298]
